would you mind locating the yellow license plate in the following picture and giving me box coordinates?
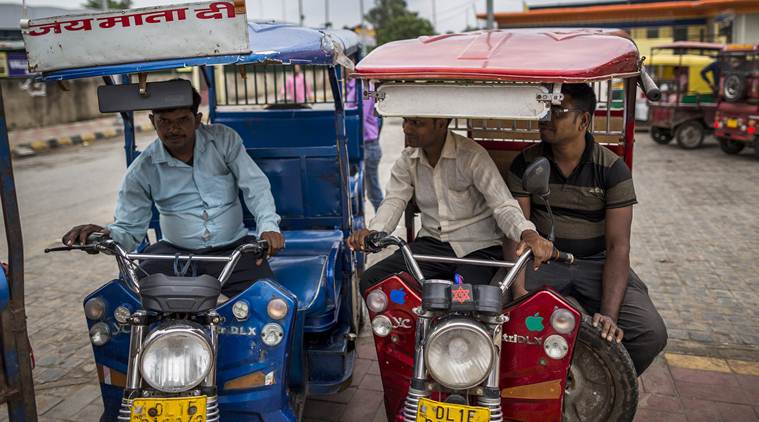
[416,398,490,422]
[727,118,738,128]
[131,396,207,422]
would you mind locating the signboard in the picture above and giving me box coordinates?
[21,1,250,73]
[7,52,31,78]
[0,53,7,78]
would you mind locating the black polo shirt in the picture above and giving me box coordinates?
[506,133,637,258]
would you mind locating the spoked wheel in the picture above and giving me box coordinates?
[563,316,638,422]
[718,137,745,155]
[675,121,705,150]
[650,127,672,145]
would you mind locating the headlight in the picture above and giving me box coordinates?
[366,290,388,313]
[544,334,569,359]
[232,300,249,321]
[371,315,392,337]
[261,323,284,346]
[84,297,106,320]
[140,325,213,393]
[267,298,288,320]
[114,305,131,324]
[424,319,494,390]
[89,322,111,346]
[550,308,575,334]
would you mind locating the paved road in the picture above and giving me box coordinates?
[1,120,758,420]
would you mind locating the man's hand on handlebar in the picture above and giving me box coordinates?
[258,231,284,265]
[62,224,110,246]
[516,230,554,271]
[347,228,374,252]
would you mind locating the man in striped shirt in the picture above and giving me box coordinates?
[506,83,667,376]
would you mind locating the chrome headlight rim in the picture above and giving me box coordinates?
[139,323,214,393]
[424,318,495,390]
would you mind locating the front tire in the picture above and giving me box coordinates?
[650,127,672,145]
[562,315,638,422]
[719,137,745,155]
[675,121,705,150]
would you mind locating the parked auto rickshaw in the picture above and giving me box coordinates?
[0,55,38,421]
[646,41,724,149]
[713,43,759,159]
[352,28,659,422]
[22,2,367,420]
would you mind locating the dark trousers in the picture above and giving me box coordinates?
[360,237,503,294]
[525,258,668,376]
[140,235,274,297]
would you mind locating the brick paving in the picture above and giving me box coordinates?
[1,119,759,420]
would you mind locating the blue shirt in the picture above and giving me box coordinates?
[108,124,281,251]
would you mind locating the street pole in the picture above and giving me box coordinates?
[325,0,330,28]
[360,0,365,28]
[299,0,304,25]
[486,0,494,29]
[101,0,108,10]
[432,0,437,32]
[282,0,286,21]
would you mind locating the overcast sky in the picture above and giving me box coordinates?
[4,0,525,33]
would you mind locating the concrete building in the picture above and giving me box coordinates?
[478,0,759,57]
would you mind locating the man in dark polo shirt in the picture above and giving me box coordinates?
[506,83,667,376]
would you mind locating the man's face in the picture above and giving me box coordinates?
[539,94,589,145]
[402,117,446,148]
[150,108,201,151]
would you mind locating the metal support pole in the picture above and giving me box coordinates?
[486,0,494,29]
[0,83,38,422]
[359,0,365,28]
[299,0,304,25]
[101,0,108,10]
[432,0,437,32]
[325,0,330,28]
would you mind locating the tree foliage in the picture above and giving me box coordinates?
[82,0,132,10]
[365,0,435,46]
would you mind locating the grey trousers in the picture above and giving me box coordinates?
[525,258,668,376]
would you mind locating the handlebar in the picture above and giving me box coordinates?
[639,64,662,102]
[362,231,574,295]
[46,237,270,293]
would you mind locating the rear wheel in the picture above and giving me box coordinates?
[562,315,638,422]
[675,121,705,149]
[718,137,746,155]
[650,127,672,144]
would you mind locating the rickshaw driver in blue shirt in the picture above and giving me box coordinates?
[61,85,285,297]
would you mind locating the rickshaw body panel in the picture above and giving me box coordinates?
[714,101,759,142]
[85,278,299,421]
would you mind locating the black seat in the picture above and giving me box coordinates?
[140,274,221,313]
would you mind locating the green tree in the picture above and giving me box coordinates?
[366,0,435,46]
[82,0,132,10]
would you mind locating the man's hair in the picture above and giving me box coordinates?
[561,83,597,115]
[151,79,202,115]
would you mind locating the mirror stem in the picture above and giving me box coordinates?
[541,195,556,243]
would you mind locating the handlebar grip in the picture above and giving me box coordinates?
[639,65,661,102]
[552,248,575,265]
[364,231,388,253]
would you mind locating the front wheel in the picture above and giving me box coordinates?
[719,137,746,155]
[563,315,638,422]
[675,121,705,150]
[650,127,672,145]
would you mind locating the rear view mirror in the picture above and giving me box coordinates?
[523,157,551,198]
[98,79,193,113]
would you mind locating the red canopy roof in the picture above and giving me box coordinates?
[354,28,641,82]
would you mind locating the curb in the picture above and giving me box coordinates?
[11,123,154,158]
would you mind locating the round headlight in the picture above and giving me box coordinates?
[114,305,131,324]
[84,297,106,320]
[550,308,576,334]
[366,290,388,313]
[140,326,213,393]
[89,322,111,346]
[544,334,569,360]
[424,319,494,390]
[371,315,393,337]
[232,300,250,321]
[267,298,288,320]
[261,323,284,346]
